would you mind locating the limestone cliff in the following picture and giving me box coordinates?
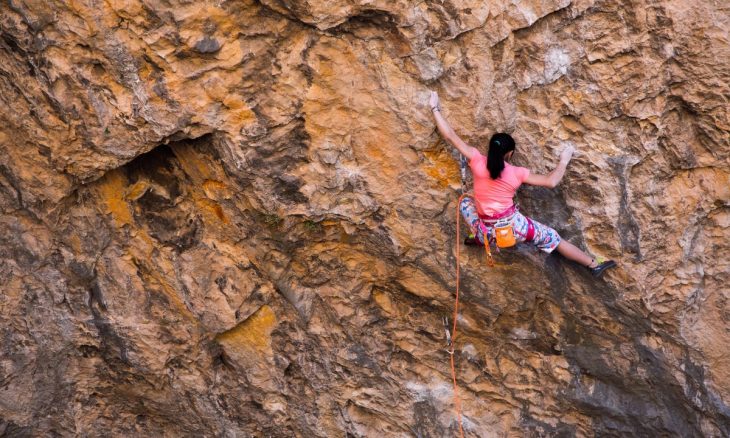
[1,0,729,436]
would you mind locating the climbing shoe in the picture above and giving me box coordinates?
[588,258,616,278]
[464,235,482,246]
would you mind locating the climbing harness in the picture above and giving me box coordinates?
[477,204,536,249]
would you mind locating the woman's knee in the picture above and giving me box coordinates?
[532,222,561,253]
[459,197,477,217]
[459,197,475,211]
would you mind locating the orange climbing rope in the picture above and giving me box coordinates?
[450,193,467,438]
[451,193,496,438]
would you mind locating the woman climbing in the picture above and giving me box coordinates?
[429,91,616,277]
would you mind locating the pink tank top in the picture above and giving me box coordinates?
[469,150,530,216]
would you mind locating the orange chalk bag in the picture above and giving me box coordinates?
[493,219,517,248]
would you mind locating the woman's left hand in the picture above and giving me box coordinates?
[429,91,439,110]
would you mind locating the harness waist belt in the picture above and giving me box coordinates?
[479,204,536,242]
[478,205,518,222]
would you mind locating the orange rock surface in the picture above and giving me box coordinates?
[0,0,728,435]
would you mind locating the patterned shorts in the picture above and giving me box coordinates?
[459,197,561,253]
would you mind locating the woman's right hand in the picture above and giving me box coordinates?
[429,91,439,110]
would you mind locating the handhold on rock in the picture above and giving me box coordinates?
[194,36,221,54]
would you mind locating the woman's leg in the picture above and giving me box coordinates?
[522,214,614,275]
[459,197,487,244]
[556,240,596,267]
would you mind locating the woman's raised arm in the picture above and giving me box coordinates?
[523,146,575,188]
[430,91,476,160]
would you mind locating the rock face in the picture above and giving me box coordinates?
[1,0,729,436]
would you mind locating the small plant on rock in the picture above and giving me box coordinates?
[263,213,282,228]
[303,219,323,233]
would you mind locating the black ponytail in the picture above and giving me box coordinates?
[487,133,516,179]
